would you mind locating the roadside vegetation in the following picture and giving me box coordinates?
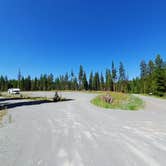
[0,92,64,104]
[1,93,50,101]
[0,54,165,97]
[91,92,144,110]
[0,107,8,123]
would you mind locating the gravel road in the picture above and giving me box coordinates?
[0,92,166,166]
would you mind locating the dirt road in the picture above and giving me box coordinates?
[0,92,166,166]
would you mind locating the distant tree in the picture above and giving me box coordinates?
[34,77,38,90]
[155,54,164,69]
[105,69,113,91]
[119,62,125,81]
[140,60,147,79]
[55,77,61,90]
[43,74,48,90]
[89,72,93,90]
[70,70,75,90]
[140,60,147,93]
[112,61,117,91]
[118,62,126,92]
[64,72,69,90]
[78,65,84,90]
[0,55,165,96]
[0,76,5,91]
[4,76,8,90]
[100,72,105,90]
[8,79,17,90]
[73,77,78,90]
[17,69,22,89]
[93,72,100,90]
[47,73,54,90]
[153,55,165,96]
[147,60,154,75]
[71,70,74,78]
[146,60,155,93]
[20,77,25,91]
[82,72,88,90]
[24,75,31,91]
[129,77,141,93]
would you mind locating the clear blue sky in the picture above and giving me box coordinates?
[0,0,166,79]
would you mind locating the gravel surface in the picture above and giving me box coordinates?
[0,92,166,166]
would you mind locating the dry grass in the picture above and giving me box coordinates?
[0,108,8,122]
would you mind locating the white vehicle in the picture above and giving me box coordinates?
[8,88,20,94]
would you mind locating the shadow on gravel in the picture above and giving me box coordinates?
[0,98,74,110]
[0,98,25,102]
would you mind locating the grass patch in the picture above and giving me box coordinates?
[91,92,144,111]
[0,92,68,103]
[0,93,53,101]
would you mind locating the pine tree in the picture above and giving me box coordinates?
[55,77,61,90]
[140,60,147,79]
[155,54,163,69]
[118,62,126,92]
[147,60,154,75]
[140,60,147,93]
[119,62,125,81]
[64,72,69,90]
[70,70,75,90]
[93,72,100,90]
[112,61,117,91]
[82,72,88,90]
[17,69,22,89]
[71,70,74,78]
[100,73,105,90]
[154,55,165,96]
[130,77,141,93]
[73,77,78,90]
[146,60,155,93]
[34,77,38,90]
[105,69,113,91]
[47,73,54,90]
[0,76,5,91]
[89,72,93,90]
[4,76,8,90]
[78,65,84,90]
[20,77,25,91]
[24,75,31,91]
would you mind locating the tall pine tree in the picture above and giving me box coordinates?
[112,61,117,91]
[78,65,84,90]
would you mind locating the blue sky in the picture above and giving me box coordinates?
[0,0,166,79]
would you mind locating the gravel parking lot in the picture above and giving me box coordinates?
[0,92,166,166]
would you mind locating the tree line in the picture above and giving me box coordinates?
[0,54,165,96]
[130,55,166,96]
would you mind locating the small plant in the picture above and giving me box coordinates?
[101,93,113,103]
[20,94,23,98]
[53,92,61,102]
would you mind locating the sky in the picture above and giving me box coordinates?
[0,0,166,79]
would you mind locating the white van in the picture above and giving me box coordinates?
[8,88,20,94]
